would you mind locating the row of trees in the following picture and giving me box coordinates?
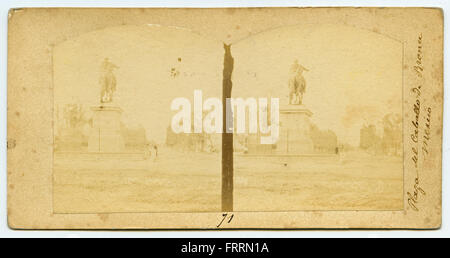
[309,124,338,154]
[360,113,402,156]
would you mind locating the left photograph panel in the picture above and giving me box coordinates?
[52,25,223,213]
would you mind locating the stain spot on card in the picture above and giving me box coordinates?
[313,212,323,217]
[433,92,441,102]
[7,139,16,150]
[226,8,236,15]
[283,221,296,228]
[98,213,109,222]
[8,8,23,20]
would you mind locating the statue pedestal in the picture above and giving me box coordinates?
[88,105,125,153]
[275,104,314,154]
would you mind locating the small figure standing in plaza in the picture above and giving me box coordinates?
[144,142,158,161]
[288,60,308,105]
[100,58,119,103]
[144,143,152,160]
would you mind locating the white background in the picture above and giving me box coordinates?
[1,0,448,238]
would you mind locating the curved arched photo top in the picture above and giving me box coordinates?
[230,23,404,212]
[231,23,403,147]
[53,24,223,145]
[52,24,224,213]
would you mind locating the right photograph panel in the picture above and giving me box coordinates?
[231,24,404,211]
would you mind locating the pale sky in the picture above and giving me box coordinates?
[54,25,223,144]
[54,24,402,146]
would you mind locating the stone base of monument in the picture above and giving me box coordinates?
[88,105,125,153]
[274,104,314,155]
[243,104,317,156]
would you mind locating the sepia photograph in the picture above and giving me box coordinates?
[51,23,403,214]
